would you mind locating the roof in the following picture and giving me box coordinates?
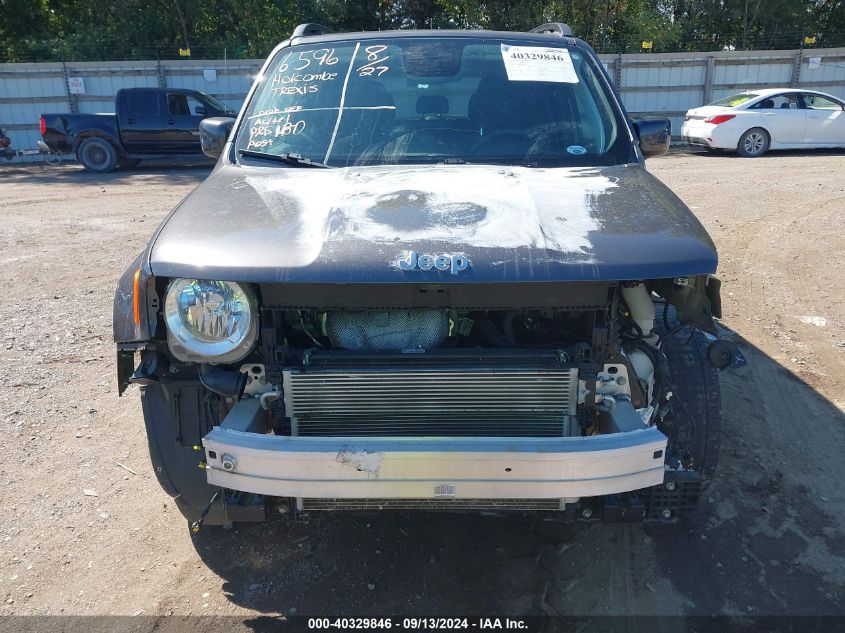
[736,87,834,96]
[289,28,583,47]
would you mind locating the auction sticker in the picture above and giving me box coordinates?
[501,44,579,83]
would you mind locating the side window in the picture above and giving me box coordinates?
[751,94,800,110]
[803,94,844,111]
[126,91,159,116]
[167,93,190,116]
[185,96,207,116]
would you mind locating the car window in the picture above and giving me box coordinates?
[203,94,228,112]
[710,93,758,107]
[186,96,206,115]
[167,93,190,116]
[126,91,159,116]
[802,94,843,110]
[236,36,631,168]
[750,94,800,110]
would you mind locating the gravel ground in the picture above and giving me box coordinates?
[1,149,844,625]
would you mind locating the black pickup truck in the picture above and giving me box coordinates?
[40,87,234,172]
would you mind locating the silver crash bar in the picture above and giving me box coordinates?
[202,399,667,499]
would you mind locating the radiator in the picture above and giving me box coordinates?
[282,367,579,437]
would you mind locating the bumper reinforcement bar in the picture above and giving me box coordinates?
[202,400,668,499]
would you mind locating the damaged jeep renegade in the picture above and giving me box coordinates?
[114,23,739,530]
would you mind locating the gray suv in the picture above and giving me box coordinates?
[114,22,737,531]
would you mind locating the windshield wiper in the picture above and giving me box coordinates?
[238,149,331,168]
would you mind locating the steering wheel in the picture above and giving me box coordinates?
[471,129,531,158]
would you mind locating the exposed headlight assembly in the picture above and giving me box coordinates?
[164,279,258,364]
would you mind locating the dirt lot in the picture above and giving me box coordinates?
[1,149,844,626]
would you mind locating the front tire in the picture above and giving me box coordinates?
[658,326,722,482]
[737,127,769,157]
[77,137,117,172]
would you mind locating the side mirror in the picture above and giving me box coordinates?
[632,117,671,159]
[194,105,208,116]
[199,117,235,159]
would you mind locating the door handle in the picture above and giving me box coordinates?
[167,119,175,125]
[127,118,135,124]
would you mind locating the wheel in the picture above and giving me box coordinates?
[77,137,117,172]
[656,315,722,482]
[44,151,63,166]
[118,157,141,169]
[737,127,769,157]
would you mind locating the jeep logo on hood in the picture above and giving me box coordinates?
[399,251,470,275]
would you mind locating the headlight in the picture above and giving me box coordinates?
[164,279,258,364]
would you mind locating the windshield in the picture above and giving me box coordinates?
[236,37,630,168]
[204,93,230,112]
[710,93,759,107]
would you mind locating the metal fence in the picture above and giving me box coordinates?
[2,47,845,163]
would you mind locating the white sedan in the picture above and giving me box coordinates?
[681,88,845,157]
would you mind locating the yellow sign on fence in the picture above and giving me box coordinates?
[641,41,653,50]
[179,48,191,57]
[804,36,816,45]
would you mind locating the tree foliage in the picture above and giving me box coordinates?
[0,0,843,62]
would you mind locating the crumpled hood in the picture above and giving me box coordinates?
[149,163,717,283]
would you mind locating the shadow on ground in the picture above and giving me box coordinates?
[185,328,845,622]
[663,143,845,160]
[0,160,213,186]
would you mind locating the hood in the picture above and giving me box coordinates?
[149,163,717,283]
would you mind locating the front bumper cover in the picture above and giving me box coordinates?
[202,416,668,500]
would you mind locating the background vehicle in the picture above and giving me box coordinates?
[1,126,62,164]
[681,88,845,157]
[40,88,234,172]
[0,127,12,159]
[114,22,736,531]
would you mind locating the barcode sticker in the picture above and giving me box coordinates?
[433,484,456,497]
[501,44,579,83]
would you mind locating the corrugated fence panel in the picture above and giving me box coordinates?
[3,48,845,163]
[622,59,706,87]
[800,84,845,100]
[161,60,261,114]
[622,89,703,114]
[77,74,158,100]
[799,53,845,100]
[0,65,69,160]
[714,59,794,88]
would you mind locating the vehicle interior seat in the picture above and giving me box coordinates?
[469,73,584,160]
[759,98,775,109]
[332,79,397,164]
[417,95,449,117]
[352,85,481,164]
[168,94,190,116]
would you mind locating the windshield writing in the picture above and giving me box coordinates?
[237,37,628,168]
